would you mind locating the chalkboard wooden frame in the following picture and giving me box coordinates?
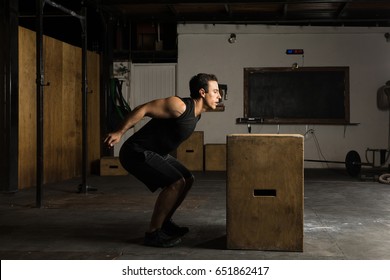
[243,67,350,124]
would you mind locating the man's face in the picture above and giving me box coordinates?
[204,80,221,110]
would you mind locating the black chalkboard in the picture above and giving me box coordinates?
[243,67,350,124]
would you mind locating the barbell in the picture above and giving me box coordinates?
[305,150,370,177]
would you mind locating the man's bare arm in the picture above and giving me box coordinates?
[104,96,185,147]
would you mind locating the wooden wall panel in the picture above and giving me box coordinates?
[73,47,83,177]
[43,36,64,184]
[18,26,100,189]
[61,43,81,179]
[87,51,100,173]
[18,27,36,189]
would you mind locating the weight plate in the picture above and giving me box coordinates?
[345,150,361,177]
[379,174,390,184]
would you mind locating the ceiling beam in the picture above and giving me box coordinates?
[90,0,390,27]
[99,1,353,4]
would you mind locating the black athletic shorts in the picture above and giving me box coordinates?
[119,142,193,192]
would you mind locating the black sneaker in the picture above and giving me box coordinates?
[162,219,189,237]
[144,229,181,248]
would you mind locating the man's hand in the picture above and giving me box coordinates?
[104,131,122,148]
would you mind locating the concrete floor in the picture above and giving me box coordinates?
[1,169,390,260]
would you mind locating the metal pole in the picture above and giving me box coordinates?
[36,0,44,208]
[0,0,19,193]
[35,0,87,204]
[80,7,88,193]
[304,159,346,165]
[305,159,370,166]
[45,0,84,20]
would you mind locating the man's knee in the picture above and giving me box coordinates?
[168,177,186,191]
[185,175,195,189]
[166,175,194,192]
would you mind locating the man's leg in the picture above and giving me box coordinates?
[149,177,187,232]
[120,150,191,246]
[160,155,195,223]
[144,178,187,247]
[164,175,194,222]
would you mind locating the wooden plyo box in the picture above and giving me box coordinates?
[100,156,128,176]
[205,144,226,171]
[226,134,304,251]
[176,131,204,171]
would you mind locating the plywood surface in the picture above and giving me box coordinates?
[205,144,226,171]
[227,134,304,251]
[176,131,204,171]
[18,26,100,189]
[100,157,128,176]
[18,27,37,189]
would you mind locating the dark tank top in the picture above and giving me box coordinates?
[124,97,200,156]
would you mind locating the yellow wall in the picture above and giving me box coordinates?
[18,26,100,189]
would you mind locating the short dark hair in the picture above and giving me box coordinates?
[189,73,218,99]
